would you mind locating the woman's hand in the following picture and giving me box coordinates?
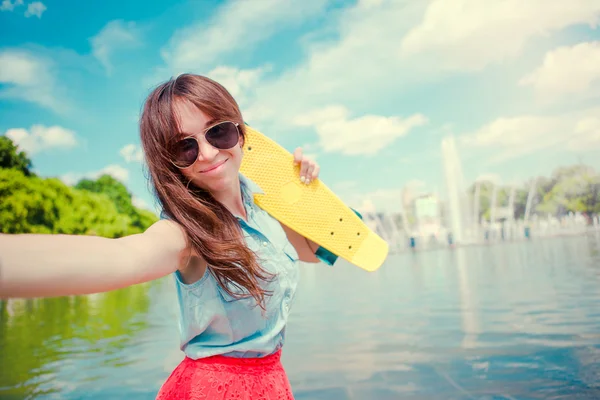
[293,147,320,185]
[286,147,321,262]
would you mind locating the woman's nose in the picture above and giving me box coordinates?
[196,137,219,161]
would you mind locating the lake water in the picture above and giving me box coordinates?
[2,234,600,399]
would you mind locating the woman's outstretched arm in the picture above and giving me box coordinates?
[0,220,190,299]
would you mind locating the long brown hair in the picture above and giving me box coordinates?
[139,73,274,308]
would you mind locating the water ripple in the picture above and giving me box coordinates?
[1,236,600,399]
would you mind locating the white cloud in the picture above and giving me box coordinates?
[332,180,359,192]
[205,65,270,106]
[354,187,404,214]
[293,105,427,156]
[159,0,328,74]
[464,116,558,149]
[239,0,600,131]
[475,173,502,184]
[405,179,427,193]
[461,106,600,164]
[0,51,44,85]
[0,49,65,113]
[132,196,151,211]
[520,41,600,103]
[242,0,422,126]
[60,164,129,186]
[335,187,384,212]
[333,178,429,213]
[119,144,144,163]
[570,117,600,152]
[0,0,23,12]
[400,0,600,72]
[4,125,77,155]
[93,165,129,182]
[90,20,140,75]
[24,1,45,18]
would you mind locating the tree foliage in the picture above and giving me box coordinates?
[0,137,158,237]
[0,136,33,176]
[469,164,600,222]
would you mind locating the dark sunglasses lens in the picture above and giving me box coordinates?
[206,122,239,149]
[174,138,198,168]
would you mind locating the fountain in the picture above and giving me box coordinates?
[441,135,475,245]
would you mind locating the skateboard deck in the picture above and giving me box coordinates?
[239,124,388,272]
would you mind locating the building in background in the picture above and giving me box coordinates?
[413,193,444,241]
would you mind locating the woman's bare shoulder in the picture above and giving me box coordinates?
[144,219,206,275]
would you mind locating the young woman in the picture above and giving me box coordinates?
[0,74,326,399]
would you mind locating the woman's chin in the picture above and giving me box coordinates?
[194,173,237,194]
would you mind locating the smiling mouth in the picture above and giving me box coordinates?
[200,159,228,173]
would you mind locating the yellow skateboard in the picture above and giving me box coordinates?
[239,124,388,272]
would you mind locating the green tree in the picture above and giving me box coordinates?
[74,174,158,234]
[0,137,163,398]
[0,168,157,236]
[0,136,33,176]
[512,187,529,220]
[75,174,136,215]
[538,165,600,217]
[469,181,509,222]
[0,169,130,237]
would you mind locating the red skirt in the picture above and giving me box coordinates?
[155,349,294,399]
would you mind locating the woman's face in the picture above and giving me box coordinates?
[172,98,244,194]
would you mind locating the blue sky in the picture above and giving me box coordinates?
[1,0,600,213]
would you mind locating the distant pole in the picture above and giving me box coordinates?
[507,186,516,218]
[473,182,480,241]
[524,178,537,223]
[490,184,497,225]
[507,185,516,239]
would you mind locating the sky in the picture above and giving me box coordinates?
[1,0,600,214]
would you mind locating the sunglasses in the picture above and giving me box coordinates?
[171,121,240,168]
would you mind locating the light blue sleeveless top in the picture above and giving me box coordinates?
[165,174,300,359]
